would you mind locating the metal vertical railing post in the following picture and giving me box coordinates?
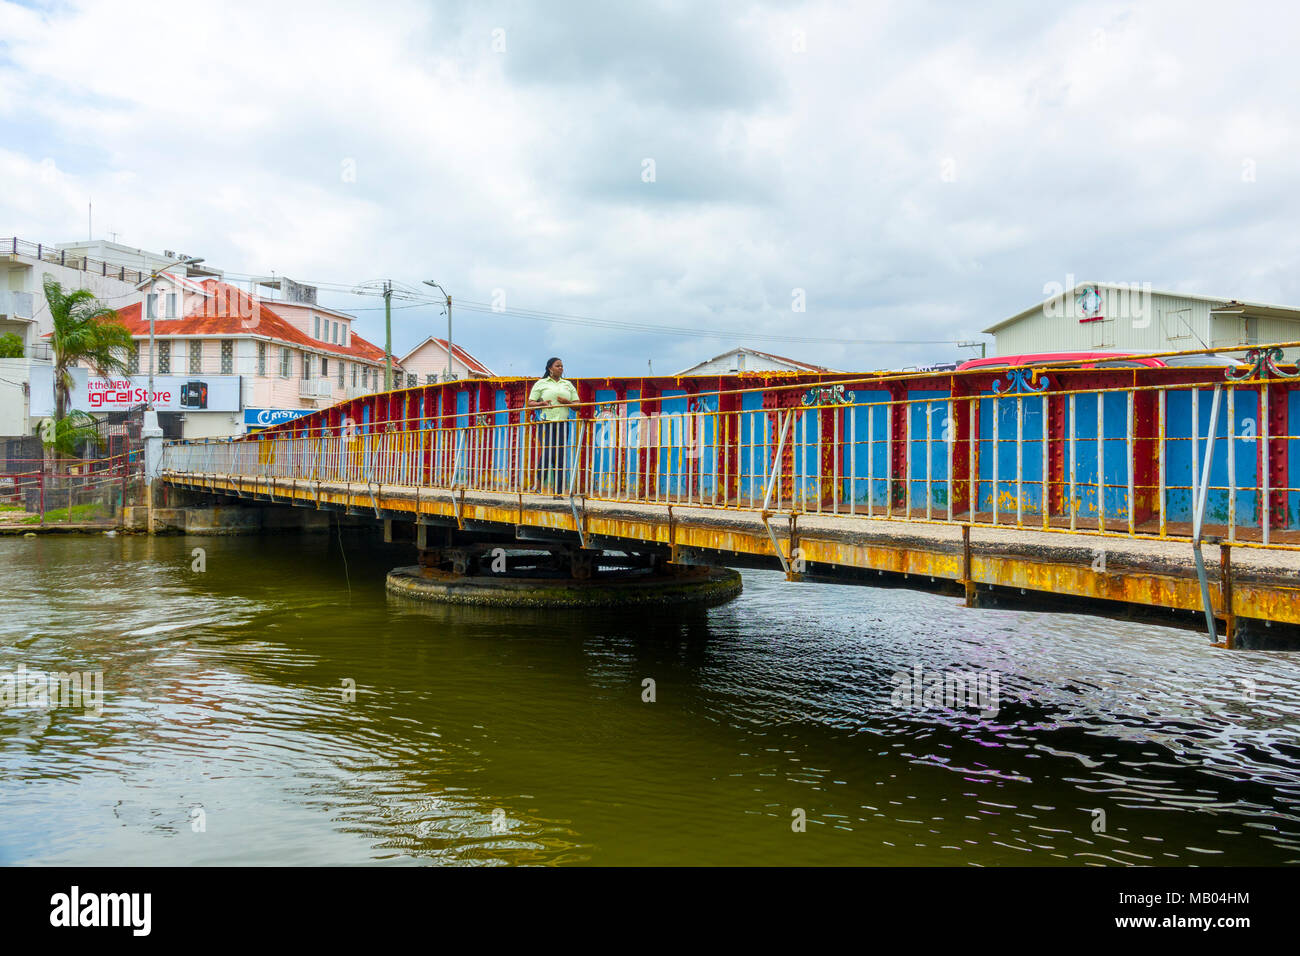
[1227,385,1236,542]
[1126,390,1135,535]
[1262,382,1271,546]
[1158,389,1167,538]
[1191,385,1223,642]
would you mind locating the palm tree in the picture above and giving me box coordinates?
[44,273,134,423]
[39,410,101,457]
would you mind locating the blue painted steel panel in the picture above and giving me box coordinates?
[977,390,1051,518]
[1165,389,1255,526]
[907,390,951,512]
[841,391,892,508]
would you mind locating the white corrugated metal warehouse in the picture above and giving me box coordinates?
[984,283,1300,360]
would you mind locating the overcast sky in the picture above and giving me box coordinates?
[3,0,1298,378]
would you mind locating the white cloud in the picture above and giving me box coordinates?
[2,0,1299,376]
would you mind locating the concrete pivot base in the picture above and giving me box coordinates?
[386,565,742,609]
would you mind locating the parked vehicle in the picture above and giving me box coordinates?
[956,350,1249,371]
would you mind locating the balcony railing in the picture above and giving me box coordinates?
[299,378,334,400]
[3,236,152,285]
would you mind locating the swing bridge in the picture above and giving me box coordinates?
[157,342,1300,648]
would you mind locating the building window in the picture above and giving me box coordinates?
[351,364,358,387]
[320,357,328,377]
[189,341,201,374]
[1162,309,1193,340]
[146,294,157,319]
[361,367,368,389]
[157,341,170,373]
[332,321,339,343]
[313,315,320,339]
[127,346,139,375]
[406,373,416,387]
[280,347,291,378]
[221,339,233,374]
[302,353,311,379]
[166,293,177,318]
[337,360,345,386]
[425,373,436,384]
[258,342,267,376]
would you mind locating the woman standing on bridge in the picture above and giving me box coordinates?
[527,357,579,496]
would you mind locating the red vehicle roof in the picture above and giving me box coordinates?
[957,351,1163,371]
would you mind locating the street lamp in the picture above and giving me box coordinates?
[135,256,204,409]
[956,340,987,360]
[422,280,453,382]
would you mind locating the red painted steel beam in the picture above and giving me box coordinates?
[887,381,907,513]
[951,376,975,516]
[1267,382,1291,529]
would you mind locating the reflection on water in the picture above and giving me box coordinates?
[1,532,1298,866]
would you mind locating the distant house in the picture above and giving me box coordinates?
[395,336,494,386]
[984,282,1300,361]
[676,347,837,376]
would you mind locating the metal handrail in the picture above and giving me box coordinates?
[160,369,1300,555]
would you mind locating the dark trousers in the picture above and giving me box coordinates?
[537,420,568,493]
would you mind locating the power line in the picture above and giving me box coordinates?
[447,299,963,346]
[37,267,980,349]
[209,270,971,345]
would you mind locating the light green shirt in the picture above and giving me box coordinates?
[529,376,579,421]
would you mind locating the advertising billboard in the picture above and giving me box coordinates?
[29,367,242,415]
[243,408,315,430]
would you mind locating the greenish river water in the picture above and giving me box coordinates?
[1,532,1298,865]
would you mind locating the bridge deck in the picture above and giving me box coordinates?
[164,471,1300,632]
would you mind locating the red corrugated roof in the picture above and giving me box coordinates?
[103,280,389,363]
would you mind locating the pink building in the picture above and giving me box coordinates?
[110,279,399,438]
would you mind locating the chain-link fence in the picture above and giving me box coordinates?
[0,405,148,528]
[0,454,145,527]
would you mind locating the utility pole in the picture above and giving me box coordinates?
[383,280,393,390]
[422,280,453,381]
[135,256,204,410]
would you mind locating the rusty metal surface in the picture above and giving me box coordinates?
[164,471,1300,626]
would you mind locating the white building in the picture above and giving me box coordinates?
[676,347,837,376]
[1,237,204,436]
[983,282,1300,361]
[3,236,397,441]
